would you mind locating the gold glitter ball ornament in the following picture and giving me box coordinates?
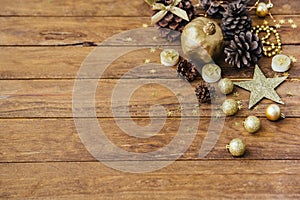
[222,99,239,116]
[244,116,261,133]
[266,104,282,121]
[218,78,234,95]
[226,138,246,157]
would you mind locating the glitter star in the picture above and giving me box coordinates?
[192,109,198,116]
[263,20,269,25]
[283,72,290,77]
[150,47,156,53]
[286,91,293,97]
[144,59,151,64]
[152,36,158,41]
[149,69,156,74]
[124,37,133,42]
[237,101,243,110]
[167,110,173,117]
[279,19,286,24]
[233,92,240,97]
[291,24,297,29]
[234,65,287,109]
[288,19,294,24]
[142,24,148,28]
[289,56,297,63]
[275,24,281,29]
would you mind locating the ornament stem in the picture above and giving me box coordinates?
[248,0,260,11]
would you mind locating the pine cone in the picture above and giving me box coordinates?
[195,81,215,104]
[224,31,263,68]
[154,0,195,41]
[222,0,252,40]
[199,0,227,18]
[177,58,200,82]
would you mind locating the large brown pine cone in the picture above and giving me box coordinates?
[224,31,263,68]
[222,0,252,40]
[153,0,195,41]
[199,0,227,18]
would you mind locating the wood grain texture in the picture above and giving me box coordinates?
[1,46,300,79]
[1,0,300,198]
[0,16,300,46]
[0,118,299,162]
[0,0,298,16]
[0,79,298,118]
[1,161,300,199]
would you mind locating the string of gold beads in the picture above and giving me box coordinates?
[252,25,281,57]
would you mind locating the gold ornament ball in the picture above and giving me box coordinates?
[266,104,281,121]
[256,2,269,18]
[226,138,246,157]
[244,116,261,133]
[218,78,234,95]
[222,99,239,116]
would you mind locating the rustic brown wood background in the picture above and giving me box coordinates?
[0,0,299,199]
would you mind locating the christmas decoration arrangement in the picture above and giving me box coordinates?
[143,0,298,157]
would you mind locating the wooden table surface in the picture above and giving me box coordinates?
[0,0,300,199]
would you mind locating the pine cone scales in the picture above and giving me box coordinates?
[195,81,215,104]
[153,0,195,41]
[222,0,252,40]
[225,31,263,68]
[177,59,200,82]
[199,0,227,18]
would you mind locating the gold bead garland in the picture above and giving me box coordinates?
[252,25,281,57]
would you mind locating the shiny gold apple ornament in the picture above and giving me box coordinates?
[181,17,223,64]
[256,2,273,18]
[266,104,284,121]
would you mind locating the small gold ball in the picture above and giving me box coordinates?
[222,99,239,116]
[256,2,269,18]
[226,138,246,157]
[266,104,281,121]
[244,116,261,133]
[218,78,234,95]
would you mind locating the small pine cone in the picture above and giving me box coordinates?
[222,0,252,40]
[177,59,200,82]
[154,0,195,41]
[225,31,263,68]
[195,81,215,104]
[199,0,227,18]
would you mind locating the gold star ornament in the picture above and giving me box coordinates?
[234,65,287,109]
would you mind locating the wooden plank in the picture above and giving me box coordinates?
[0,118,300,162]
[0,0,298,17]
[0,46,299,79]
[0,0,152,17]
[0,79,298,118]
[0,16,299,46]
[0,161,300,199]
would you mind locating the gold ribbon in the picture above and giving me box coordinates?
[145,0,190,25]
